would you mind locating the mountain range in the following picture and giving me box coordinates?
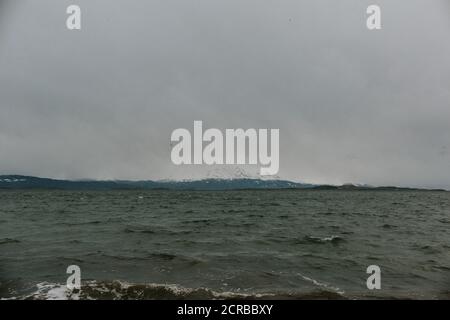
[0,175,312,190]
[0,175,446,191]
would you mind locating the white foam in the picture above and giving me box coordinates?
[298,273,345,295]
[25,282,80,300]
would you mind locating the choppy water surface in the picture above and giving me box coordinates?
[1,189,449,299]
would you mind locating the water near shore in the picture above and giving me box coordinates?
[1,189,449,299]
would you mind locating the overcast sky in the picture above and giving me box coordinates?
[0,0,449,188]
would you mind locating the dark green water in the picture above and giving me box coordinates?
[1,189,449,299]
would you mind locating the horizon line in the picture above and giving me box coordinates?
[0,174,448,191]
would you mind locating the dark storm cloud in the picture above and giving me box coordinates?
[0,0,449,188]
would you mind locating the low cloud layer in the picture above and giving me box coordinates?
[0,0,449,188]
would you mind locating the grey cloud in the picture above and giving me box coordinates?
[0,0,449,188]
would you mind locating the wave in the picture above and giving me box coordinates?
[298,274,345,296]
[0,238,20,245]
[101,253,177,261]
[95,253,205,266]
[59,220,102,226]
[123,227,156,234]
[123,227,193,236]
[303,235,344,244]
[14,280,347,300]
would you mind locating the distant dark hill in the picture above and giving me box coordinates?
[0,175,314,190]
[311,183,446,192]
